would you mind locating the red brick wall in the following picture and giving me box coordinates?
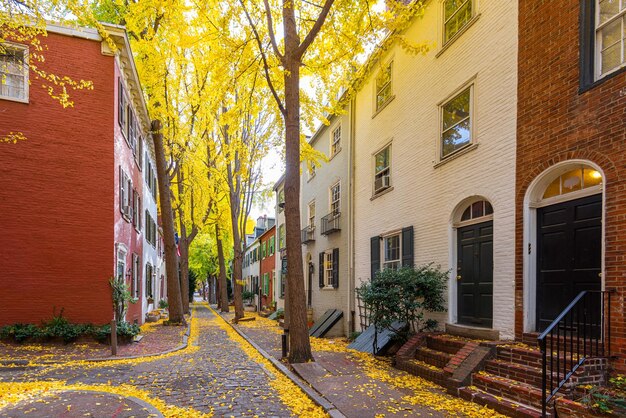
[517,1,626,371]
[259,226,276,308]
[0,32,115,326]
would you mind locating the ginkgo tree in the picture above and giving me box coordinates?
[232,0,426,363]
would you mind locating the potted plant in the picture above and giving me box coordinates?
[242,290,256,312]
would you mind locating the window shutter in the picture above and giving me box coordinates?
[370,236,380,280]
[119,166,124,215]
[402,226,414,268]
[118,78,123,127]
[332,248,339,288]
[319,252,324,288]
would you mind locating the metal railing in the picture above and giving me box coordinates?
[321,211,341,235]
[301,225,315,243]
[539,290,614,417]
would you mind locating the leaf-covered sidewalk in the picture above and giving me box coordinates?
[225,312,507,418]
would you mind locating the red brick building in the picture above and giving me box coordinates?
[517,1,626,371]
[0,24,157,326]
[259,225,276,310]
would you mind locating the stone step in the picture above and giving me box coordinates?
[459,386,550,418]
[397,358,447,387]
[484,358,543,388]
[426,334,467,355]
[472,372,550,410]
[414,346,452,368]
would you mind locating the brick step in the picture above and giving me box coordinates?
[472,372,553,410]
[398,358,447,387]
[496,344,578,371]
[426,334,467,355]
[522,333,605,353]
[414,346,452,368]
[459,386,550,418]
[485,359,543,388]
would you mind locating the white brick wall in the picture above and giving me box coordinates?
[300,106,352,337]
[352,1,518,339]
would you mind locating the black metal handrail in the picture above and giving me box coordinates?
[539,290,614,417]
[301,225,315,243]
[321,211,341,235]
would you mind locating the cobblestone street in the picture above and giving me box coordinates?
[0,304,297,417]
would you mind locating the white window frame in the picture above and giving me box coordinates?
[330,181,341,215]
[116,245,128,281]
[0,43,29,103]
[308,162,316,180]
[375,61,393,112]
[331,124,342,157]
[442,0,474,45]
[373,144,392,195]
[323,250,334,287]
[132,253,140,299]
[595,0,626,79]
[440,84,474,160]
[308,200,316,228]
[381,232,402,271]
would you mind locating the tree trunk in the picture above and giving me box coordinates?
[282,5,313,363]
[179,241,190,312]
[216,224,229,313]
[230,215,245,322]
[151,120,185,325]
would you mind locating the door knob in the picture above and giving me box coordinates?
[456,275,462,280]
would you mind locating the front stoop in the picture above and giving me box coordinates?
[395,335,610,418]
[395,333,492,393]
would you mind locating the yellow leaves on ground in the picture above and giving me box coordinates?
[237,313,283,334]
[207,304,327,418]
[0,381,210,418]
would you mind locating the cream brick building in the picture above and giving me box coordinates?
[352,0,518,339]
[300,106,353,337]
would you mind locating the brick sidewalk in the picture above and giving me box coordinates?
[222,312,451,418]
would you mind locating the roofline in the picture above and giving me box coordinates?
[273,173,286,191]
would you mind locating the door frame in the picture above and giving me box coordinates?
[522,160,606,333]
[449,196,494,326]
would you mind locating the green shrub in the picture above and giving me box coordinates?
[93,321,141,342]
[242,290,255,304]
[158,299,169,309]
[40,310,91,343]
[0,324,43,342]
[356,264,447,342]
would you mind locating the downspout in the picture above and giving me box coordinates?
[348,97,356,335]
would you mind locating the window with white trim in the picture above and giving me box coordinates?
[323,250,334,287]
[331,125,341,156]
[132,253,140,299]
[0,44,28,101]
[374,145,391,194]
[382,233,401,270]
[116,247,127,282]
[375,61,393,111]
[443,0,473,44]
[596,0,626,77]
[330,182,340,215]
[308,200,315,228]
[441,86,472,158]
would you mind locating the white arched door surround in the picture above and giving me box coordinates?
[522,160,605,333]
[449,196,494,327]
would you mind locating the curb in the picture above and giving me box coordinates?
[216,310,346,418]
[0,312,193,368]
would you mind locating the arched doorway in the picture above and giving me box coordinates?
[524,162,604,332]
[454,199,494,328]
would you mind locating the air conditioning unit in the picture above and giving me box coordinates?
[374,174,390,193]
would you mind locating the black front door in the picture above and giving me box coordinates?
[536,194,602,332]
[457,221,493,327]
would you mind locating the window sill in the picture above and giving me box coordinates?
[307,173,316,183]
[0,95,29,104]
[329,148,342,161]
[372,95,395,119]
[436,14,481,59]
[580,65,626,94]
[320,286,337,291]
[370,186,394,201]
[433,143,479,169]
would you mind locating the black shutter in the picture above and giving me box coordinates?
[319,252,325,288]
[371,236,380,280]
[402,226,414,268]
[332,248,339,288]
